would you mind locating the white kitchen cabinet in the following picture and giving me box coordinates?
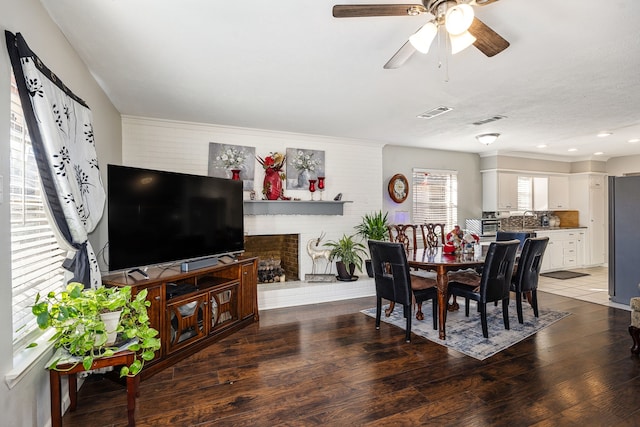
[536,229,586,272]
[483,171,518,211]
[548,175,570,209]
[569,173,606,266]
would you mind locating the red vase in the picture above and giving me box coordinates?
[263,168,283,200]
[231,169,241,180]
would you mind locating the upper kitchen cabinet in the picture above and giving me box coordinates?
[548,175,570,209]
[482,171,518,211]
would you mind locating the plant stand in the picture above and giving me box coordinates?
[48,349,139,427]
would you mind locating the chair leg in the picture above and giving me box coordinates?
[432,298,438,330]
[516,291,524,324]
[403,304,412,342]
[502,298,510,331]
[531,290,539,318]
[375,297,382,329]
[465,298,470,317]
[385,301,395,317]
[480,303,488,338]
[415,302,424,321]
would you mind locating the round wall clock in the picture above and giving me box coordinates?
[388,173,408,203]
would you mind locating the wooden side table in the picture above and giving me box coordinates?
[48,349,139,427]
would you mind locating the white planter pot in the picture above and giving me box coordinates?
[99,310,122,346]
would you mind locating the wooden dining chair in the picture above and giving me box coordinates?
[510,237,549,323]
[368,240,439,342]
[420,223,446,248]
[448,239,519,338]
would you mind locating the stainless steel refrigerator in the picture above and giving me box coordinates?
[608,175,640,304]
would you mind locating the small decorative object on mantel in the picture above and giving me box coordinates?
[257,152,286,200]
[208,143,255,191]
[388,173,408,203]
[334,192,343,201]
[308,179,317,200]
[317,176,325,200]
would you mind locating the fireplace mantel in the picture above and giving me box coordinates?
[244,200,351,215]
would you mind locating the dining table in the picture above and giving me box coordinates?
[407,245,486,340]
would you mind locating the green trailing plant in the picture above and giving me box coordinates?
[325,234,368,272]
[354,210,389,242]
[31,282,161,376]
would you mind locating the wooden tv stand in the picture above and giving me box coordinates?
[102,257,258,379]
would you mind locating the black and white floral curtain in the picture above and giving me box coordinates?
[5,31,105,289]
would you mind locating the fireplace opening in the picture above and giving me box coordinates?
[243,234,299,283]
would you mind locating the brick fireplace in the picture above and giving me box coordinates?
[243,234,299,283]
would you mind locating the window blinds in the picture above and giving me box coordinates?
[412,168,458,228]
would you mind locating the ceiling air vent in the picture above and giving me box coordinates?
[417,106,453,119]
[472,115,507,126]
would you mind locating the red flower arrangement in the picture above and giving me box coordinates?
[257,152,286,171]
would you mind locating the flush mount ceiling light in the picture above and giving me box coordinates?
[476,133,500,145]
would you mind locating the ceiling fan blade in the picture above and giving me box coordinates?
[333,4,427,18]
[468,18,509,57]
[383,41,417,69]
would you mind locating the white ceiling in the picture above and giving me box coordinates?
[40,0,640,161]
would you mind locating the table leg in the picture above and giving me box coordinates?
[435,266,449,340]
[68,373,77,411]
[50,370,62,427]
[126,374,137,426]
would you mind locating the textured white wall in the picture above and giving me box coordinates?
[121,116,385,280]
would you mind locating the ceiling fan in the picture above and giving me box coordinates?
[332,0,509,69]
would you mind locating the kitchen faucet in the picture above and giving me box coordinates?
[522,210,536,229]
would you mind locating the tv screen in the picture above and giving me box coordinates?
[107,164,244,271]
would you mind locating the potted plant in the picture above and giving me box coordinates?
[354,210,389,277]
[325,234,368,281]
[31,282,161,376]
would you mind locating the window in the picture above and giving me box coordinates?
[412,168,458,228]
[517,176,533,211]
[10,72,66,348]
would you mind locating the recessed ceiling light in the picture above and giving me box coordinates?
[597,131,612,137]
[594,152,604,155]
[568,148,578,152]
[536,144,547,148]
[629,138,640,143]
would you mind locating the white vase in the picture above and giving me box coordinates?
[298,169,311,188]
[99,310,123,346]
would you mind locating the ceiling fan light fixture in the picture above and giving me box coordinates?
[409,22,438,54]
[445,4,474,35]
[476,133,500,145]
[450,30,476,54]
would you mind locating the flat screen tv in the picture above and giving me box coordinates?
[107,164,244,272]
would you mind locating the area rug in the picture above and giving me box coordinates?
[540,270,590,280]
[361,301,570,360]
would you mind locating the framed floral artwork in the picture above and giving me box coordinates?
[208,142,255,191]
[286,148,325,190]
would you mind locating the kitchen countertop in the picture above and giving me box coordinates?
[499,226,587,233]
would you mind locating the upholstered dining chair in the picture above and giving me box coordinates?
[448,239,519,338]
[368,240,438,342]
[387,224,436,321]
[496,231,534,251]
[510,237,549,323]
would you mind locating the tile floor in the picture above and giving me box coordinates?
[538,266,630,311]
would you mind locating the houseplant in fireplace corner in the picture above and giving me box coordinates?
[326,234,367,281]
[354,210,389,277]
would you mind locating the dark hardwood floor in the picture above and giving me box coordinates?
[62,292,640,426]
